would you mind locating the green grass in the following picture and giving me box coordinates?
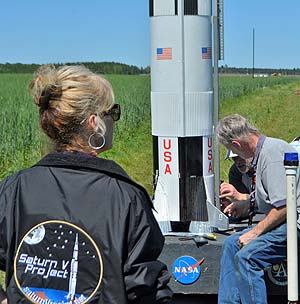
[218,81,300,180]
[104,119,154,192]
[218,75,296,102]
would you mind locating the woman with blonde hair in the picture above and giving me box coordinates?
[0,65,172,303]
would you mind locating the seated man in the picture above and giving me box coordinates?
[222,137,300,219]
[216,114,300,304]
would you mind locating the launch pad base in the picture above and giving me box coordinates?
[159,217,293,304]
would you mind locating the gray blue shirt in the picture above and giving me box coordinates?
[253,136,300,226]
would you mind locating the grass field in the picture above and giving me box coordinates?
[0,73,298,190]
[0,72,300,286]
[218,80,300,179]
[109,74,300,189]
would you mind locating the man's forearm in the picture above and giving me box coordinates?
[252,206,286,236]
[238,206,286,247]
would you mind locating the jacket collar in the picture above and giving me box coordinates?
[34,152,128,177]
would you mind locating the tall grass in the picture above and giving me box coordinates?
[105,75,151,141]
[0,74,42,177]
[0,72,298,182]
[219,75,297,102]
[218,80,300,181]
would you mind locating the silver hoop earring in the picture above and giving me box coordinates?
[88,132,106,150]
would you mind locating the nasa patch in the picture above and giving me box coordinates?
[14,220,103,304]
[172,255,203,285]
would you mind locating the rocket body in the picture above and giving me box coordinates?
[67,233,79,301]
[150,0,214,224]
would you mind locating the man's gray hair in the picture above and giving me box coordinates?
[216,114,259,146]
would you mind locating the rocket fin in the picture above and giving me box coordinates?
[206,200,229,230]
[203,175,214,204]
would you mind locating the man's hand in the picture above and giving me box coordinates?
[223,200,249,218]
[220,182,238,199]
[238,229,259,247]
[220,182,248,201]
[1,298,7,304]
[238,206,287,248]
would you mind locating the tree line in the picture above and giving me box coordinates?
[0,62,299,76]
[219,65,300,76]
[0,62,150,75]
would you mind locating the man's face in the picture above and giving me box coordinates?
[226,142,254,160]
[232,156,252,173]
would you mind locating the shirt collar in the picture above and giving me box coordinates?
[252,134,266,169]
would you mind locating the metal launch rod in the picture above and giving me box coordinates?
[178,0,186,136]
[213,1,220,209]
[213,0,224,210]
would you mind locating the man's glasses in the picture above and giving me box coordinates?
[103,103,121,121]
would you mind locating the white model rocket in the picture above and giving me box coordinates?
[150,0,220,233]
[67,233,79,302]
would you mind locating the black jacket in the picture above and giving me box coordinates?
[0,153,172,303]
[228,163,252,194]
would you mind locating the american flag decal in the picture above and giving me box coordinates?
[202,47,212,59]
[157,48,172,60]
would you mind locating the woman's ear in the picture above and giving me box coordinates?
[88,114,97,129]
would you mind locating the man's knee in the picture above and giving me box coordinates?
[223,234,239,253]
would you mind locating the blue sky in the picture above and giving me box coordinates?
[0,0,299,69]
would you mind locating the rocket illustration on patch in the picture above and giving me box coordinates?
[67,233,79,302]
